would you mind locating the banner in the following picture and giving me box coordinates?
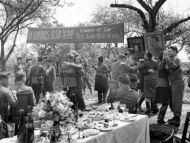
[26,23,124,43]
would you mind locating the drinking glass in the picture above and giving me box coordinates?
[112,101,120,125]
[7,123,15,137]
[120,104,126,112]
[112,101,120,110]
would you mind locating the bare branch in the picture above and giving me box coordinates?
[110,4,149,31]
[1,0,35,34]
[5,26,19,62]
[136,0,152,13]
[1,1,42,39]
[153,0,167,16]
[164,16,190,34]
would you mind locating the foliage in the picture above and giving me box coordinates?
[0,0,73,71]
[91,4,143,59]
[110,0,190,52]
[92,4,144,36]
[110,0,190,35]
[157,9,190,50]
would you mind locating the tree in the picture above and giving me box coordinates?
[156,9,190,51]
[92,4,143,58]
[92,4,144,36]
[110,0,190,35]
[0,0,72,71]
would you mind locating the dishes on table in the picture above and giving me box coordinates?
[85,107,92,111]
[82,122,93,129]
[94,122,113,132]
[83,129,100,136]
[118,114,137,122]
[88,111,104,121]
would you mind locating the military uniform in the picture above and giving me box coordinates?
[164,55,184,125]
[0,86,17,122]
[46,65,56,92]
[27,63,47,104]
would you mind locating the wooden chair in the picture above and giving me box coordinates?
[150,124,174,143]
[124,100,137,114]
[174,112,190,143]
[9,90,33,123]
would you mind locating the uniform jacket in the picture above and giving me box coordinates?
[0,87,17,121]
[139,59,158,81]
[27,63,47,86]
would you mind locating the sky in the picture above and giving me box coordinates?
[55,0,190,62]
[56,0,190,26]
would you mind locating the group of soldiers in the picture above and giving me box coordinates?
[13,56,56,104]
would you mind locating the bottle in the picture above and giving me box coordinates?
[25,106,34,143]
[17,109,26,143]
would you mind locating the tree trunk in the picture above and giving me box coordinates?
[0,40,6,71]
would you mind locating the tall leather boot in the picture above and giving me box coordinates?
[168,116,180,127]
[98,91,102,104]
[151,99,158,114]
[145,102,151,114]
[102,92,107,103]
[157,105,168,124]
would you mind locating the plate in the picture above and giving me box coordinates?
[119,117,136,122]
[83,129,100,136]
[95,123,113,132]
[85,107,92,111]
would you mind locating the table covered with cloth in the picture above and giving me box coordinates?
[0,115,150,143]
[72,114,150,143]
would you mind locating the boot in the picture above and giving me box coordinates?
[102,92,107,103]
[168,117,180,127]
[145,102,151,114]
[98,91,102,104]
[157,105,168,124]
[89,88,92,94]
[137,95,145,112]
[151,99,158,114]
[109,103,114,110]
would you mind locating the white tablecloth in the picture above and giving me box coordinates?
[0,115,150,143]
[74,114,150,143]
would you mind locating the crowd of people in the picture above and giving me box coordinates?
[0,45,185,137]
[58,46,185,127]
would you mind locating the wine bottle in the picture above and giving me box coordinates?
[25,106,34,143]
[17,109,26,143]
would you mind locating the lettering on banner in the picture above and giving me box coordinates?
[85,34,96,39]
[27,23,124,43]
[51,29,61,39]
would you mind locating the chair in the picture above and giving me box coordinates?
[124,100,138,114]
[174,112,190,143]
[9,90,33,123]
[150,124,174,143]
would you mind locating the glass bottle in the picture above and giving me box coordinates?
[25,106,34,143]
[17,109,26,143]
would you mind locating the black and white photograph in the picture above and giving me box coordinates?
[144,31,165,58]
[0,0,189,143]
[127,36,145,58]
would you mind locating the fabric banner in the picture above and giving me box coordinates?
[26,23,124,43]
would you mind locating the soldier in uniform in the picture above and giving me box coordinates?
[83,59,92,94]
[27,57,47,104]
[109,73,138,113]
[0,72,17,122]
[164,46,185,126]
[61,54,78,107]
[13,57,24,75]
[25,58,32,85]
[45,58,56,92]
